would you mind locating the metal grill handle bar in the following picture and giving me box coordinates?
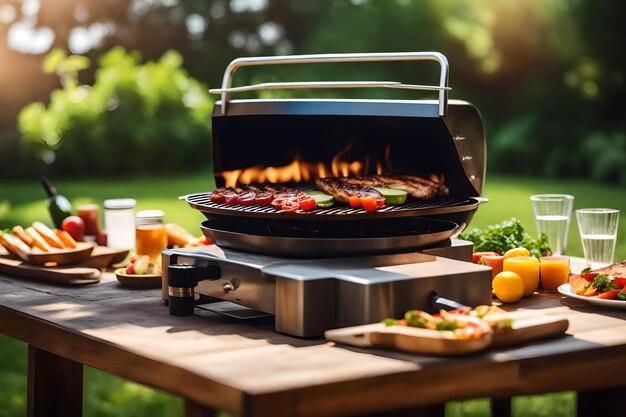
[212,52,450,117]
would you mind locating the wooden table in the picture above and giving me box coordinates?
[0,262,625,417]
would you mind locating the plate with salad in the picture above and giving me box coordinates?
[558,261,626,309]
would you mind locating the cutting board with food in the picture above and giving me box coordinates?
[0,221,130,285]
[0,256,101,285]
[325,306,569,356]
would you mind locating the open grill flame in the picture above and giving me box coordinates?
[220,144,393,187]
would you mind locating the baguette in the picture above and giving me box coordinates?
[12,225,34,247]
[54,229,77,249]
[32,221,65,249]
[25,227,52,252]
[0,232,31,255]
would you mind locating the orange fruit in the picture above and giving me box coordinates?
[503,247,531,259]
[492,271,525,303]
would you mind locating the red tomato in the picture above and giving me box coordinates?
[472,251,500,264]
[254,191,274,206]
[282,200,300,212]
[582,272,599,282]
[597,289,621,299]
[62,216,85,242]
[271,197,292,210]
[360,196,379,212]
[237,191,256,206]
[223,193,238,205]
[614,277,626,288]
[376,197,385,208]
[349,196,362,208]
[125,264,135,274]
[298,197,316,211]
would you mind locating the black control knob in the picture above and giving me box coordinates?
[168,264,199,316]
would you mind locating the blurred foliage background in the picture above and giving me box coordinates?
[0,0,624,181]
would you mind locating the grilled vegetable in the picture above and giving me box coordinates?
[25,227,52,251]
[0,232,31,255]
[12,225,34,247]
[54,229,78,249]
[32,221,64,249]
[372,187,408,205]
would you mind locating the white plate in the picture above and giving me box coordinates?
[557,283,626,310]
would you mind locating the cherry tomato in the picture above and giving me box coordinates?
[360,196,379,212]
[298,197,316,211]
[349,196,362,208]
[237,191,256,206]
[282,199,300,212]
[254,191,274,206]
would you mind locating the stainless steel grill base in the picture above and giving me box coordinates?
[161,241,492,337]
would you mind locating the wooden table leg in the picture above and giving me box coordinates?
[352,403,445,417]
[578,387,624,417]
[27,345,83,417]
[491,397,512,417]
[185,399,218,417]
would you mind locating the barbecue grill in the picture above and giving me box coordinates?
[162,52,492,337]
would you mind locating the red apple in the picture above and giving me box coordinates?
[62,216,85,242]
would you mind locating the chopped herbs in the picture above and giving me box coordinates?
[591,274,619,293]
[436,321,459,331]
[618,290,626,301]
[404,310,426,328]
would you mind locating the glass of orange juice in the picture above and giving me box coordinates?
[135,210,168,262]
[540,256,570,292]
[503,256,540,297]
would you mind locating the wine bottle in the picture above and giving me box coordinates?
[40,177,73,228]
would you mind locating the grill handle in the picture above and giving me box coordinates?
[212,52,450,117]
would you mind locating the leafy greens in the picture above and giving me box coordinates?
[460,218,551,258]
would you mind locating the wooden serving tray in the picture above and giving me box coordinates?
[0,256,100,285]
[325,310,569,356]
[0,245,129,285]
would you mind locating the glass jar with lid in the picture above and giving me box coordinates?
[135,210,168,261]
[103,199,137,249]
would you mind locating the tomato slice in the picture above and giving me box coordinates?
[597,289,621,299]
[282,199,300,212]
[210,191,225,203]
[472,251,500,264]
[349,196,362,208]
[298,197,316,211]
[360,196,379,212]
[254,191,274,206]
[223,193,239,205]
[271,197,292,210]
[237,191,256,205]
[376,197,385,208]
[614,277,626,288]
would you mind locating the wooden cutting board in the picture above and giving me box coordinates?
[0,256,101,285]
[325,310,569,356]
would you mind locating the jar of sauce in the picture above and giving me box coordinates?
[135,210,167,261]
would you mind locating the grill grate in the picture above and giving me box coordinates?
[185,192,479,221]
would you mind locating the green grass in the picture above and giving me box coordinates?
[1,172,624,417]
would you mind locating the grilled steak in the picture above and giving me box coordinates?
[319,174,447,200]
[315,178,383,204]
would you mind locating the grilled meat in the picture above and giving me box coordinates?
[315,178,383,204]
[319,174,447,200]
